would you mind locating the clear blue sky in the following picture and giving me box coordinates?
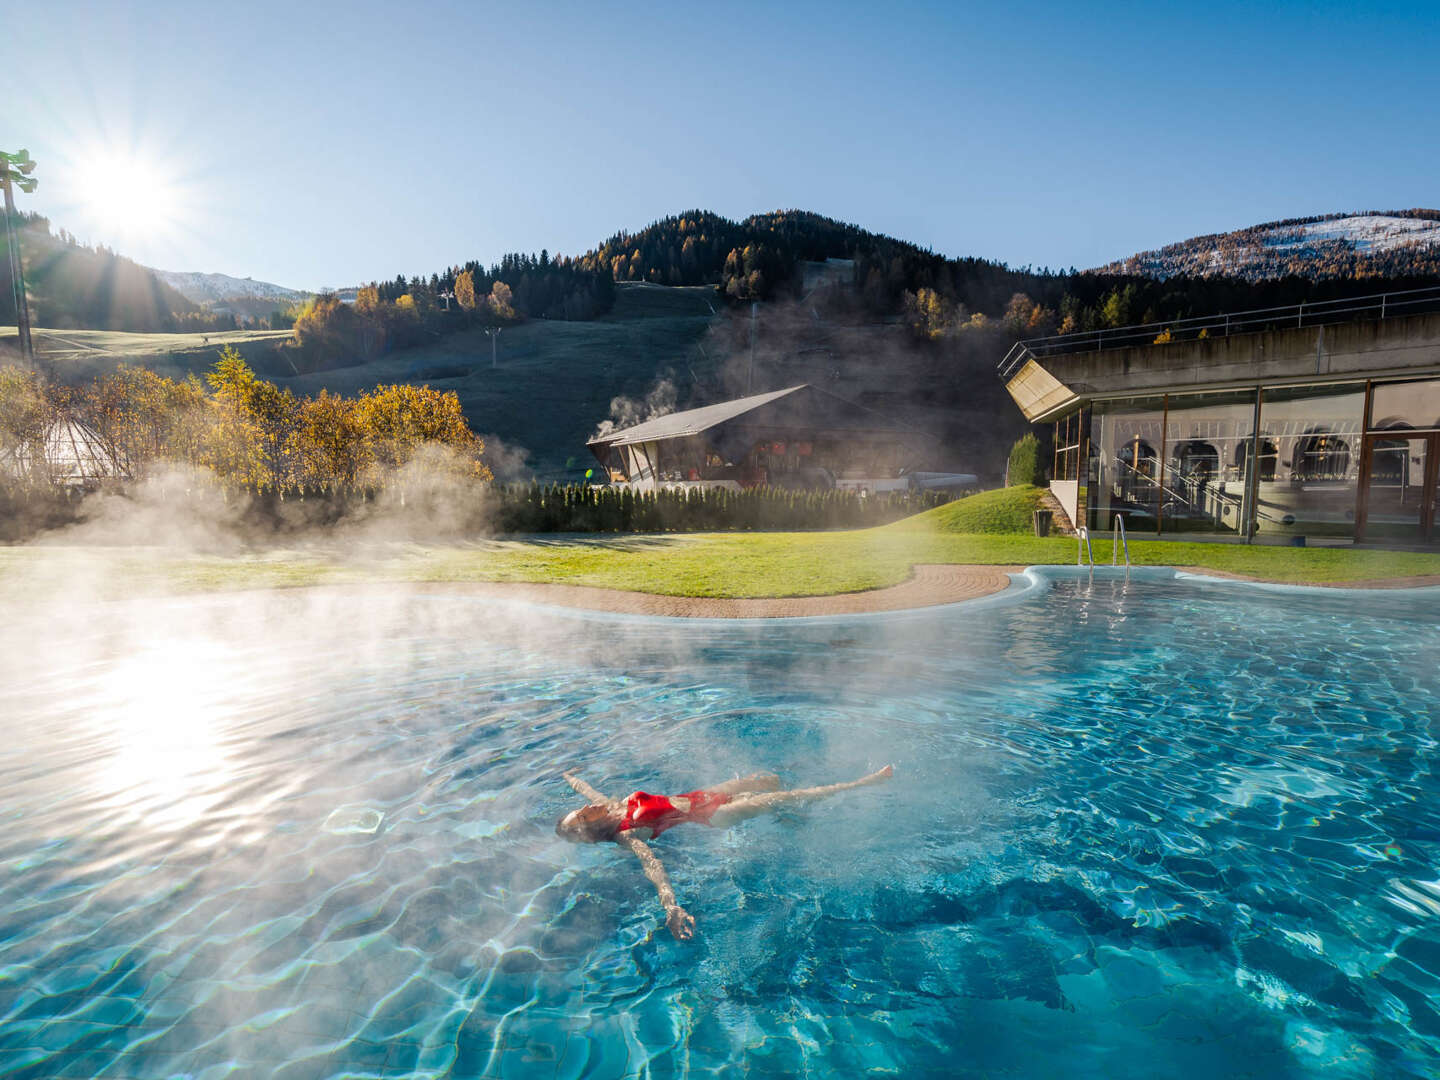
[7,0,1437,291]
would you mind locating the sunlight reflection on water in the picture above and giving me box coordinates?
[0,571,1438,1079]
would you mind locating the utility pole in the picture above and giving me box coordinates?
[748,300,758,393]
[484,325,502,369]
[1,149,38,365]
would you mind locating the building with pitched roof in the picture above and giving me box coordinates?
[586,384,939,493]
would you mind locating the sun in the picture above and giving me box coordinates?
[71,150,180,238]
[47,129,200,263]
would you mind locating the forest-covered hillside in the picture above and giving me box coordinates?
[13,205,1440,350]
[539,208,1440,343]
[0,212,215,332]
[1097,210,1440,282]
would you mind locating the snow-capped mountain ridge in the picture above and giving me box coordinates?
[147,269,310,305]
[1099,210,1440,282]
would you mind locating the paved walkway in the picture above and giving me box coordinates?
[410,563,1025,618]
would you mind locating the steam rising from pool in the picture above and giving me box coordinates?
[2,571,1439,1077]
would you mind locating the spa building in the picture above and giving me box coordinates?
[586,384,940,494]
[999,287,1440,545]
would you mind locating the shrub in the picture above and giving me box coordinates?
[1007,433,1043,487]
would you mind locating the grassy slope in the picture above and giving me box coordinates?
[897,485,1046,534]
[6,484,1440,600]
[8,284,1016,482]
[279,283,720,480]
[7,284,720,482]
[3,325,293,376]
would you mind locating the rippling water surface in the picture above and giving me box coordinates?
[3,569,1440,1079]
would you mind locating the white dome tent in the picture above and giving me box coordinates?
[0,413,130,487]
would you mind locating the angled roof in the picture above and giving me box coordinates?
[587,385,808,449]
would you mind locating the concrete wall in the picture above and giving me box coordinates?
[1049,480,1078,528]
[1037,312,1440,401]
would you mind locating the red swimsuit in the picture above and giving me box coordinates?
[617,789,731,838]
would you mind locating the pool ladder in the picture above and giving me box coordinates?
[1112,514,1131,569]
[1076,516,1131,571]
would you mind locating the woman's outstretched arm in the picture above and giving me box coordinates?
[562,771,614,806]
[615,833,695,940]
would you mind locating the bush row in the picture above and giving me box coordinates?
[492,484,954,533]
[0,481,956,541]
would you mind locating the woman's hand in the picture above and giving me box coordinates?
[666,905,696,941]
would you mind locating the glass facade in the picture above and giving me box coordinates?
[1088,399,1166,533]
[1052,411,1083,482]
[1251,384,1366,538]
[1370,378,1440,432]
[1363,435,1432,541]
[1161,390,1258,534]
[1074,378,1440,543]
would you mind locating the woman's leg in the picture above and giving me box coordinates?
[701,772,782,798]
[707,766,892,828]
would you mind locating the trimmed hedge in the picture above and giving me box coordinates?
[0,482,953,540]
[493,484,950,533]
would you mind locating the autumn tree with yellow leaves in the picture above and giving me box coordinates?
[1,348,491,493]
[454,270,477,314]
[86,364,210,469]
[487,281,515,320]
[0,365,51,484]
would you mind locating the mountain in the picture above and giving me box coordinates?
[1098,210,1440,282]
[1,213,203,332]
[570,208,1042,313]
[148,269,310,306]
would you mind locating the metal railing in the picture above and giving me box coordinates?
[1110,456,1289,527]
[999,283,1440,376]
[1112,514,1130,568]
[1076,525,1094,567]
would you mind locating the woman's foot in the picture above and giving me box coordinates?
[856,764,894,787]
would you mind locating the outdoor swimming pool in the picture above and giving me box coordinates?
[2,568,1439,1078]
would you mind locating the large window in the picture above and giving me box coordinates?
[1088,398,1165,533]
[1252,384,1365,538]
[1162,390,1258,534]
[1052,411,1083,482]
[1362,380,1440,543]
[1370,378,1440,432]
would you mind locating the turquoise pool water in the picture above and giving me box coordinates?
[2,569,1439,1078]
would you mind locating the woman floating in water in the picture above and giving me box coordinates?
[556,765,894,940]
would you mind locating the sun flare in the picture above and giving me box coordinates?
[73,151,177,233]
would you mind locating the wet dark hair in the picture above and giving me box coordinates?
[556,803,620,844]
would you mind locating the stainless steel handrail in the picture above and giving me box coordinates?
[1112,513,1130,568]
[1077,525,1094,567]
[998,341,1033,379]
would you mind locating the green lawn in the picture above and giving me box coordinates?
[894,484,1047,534]
[3,483,1437,600]
[4,513,1439,602]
